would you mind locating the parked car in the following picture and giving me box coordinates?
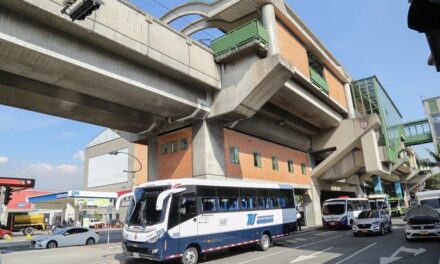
[31,227,99,249]
[0,229,12,239]
[89,219,105,228]
[404,205,440,241]
[352,209,392,236]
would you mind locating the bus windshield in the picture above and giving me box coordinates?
[389,200,398,209]
[322,201,346,215]
[126,187,170,227]
[369,200,384,210]
[420,198,440,209]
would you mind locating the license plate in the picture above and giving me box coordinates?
[133,253,140,258]
[330,222,335,226]
[362,230,368,233]
[420,230,429,235]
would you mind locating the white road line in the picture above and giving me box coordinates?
[334,242,378,264]
[237,234,346,264]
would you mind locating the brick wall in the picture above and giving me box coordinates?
[324,67,347,109]
[224,129,311,185]
[277,21,310,79]
[158,127,193,180]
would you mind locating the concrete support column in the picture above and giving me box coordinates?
[192,121,226,179]
[147,136,159,182]
[262,4,279,56]
[344,83,356,119]
[394,181,403,199]
[307,153,322,226]
[372,175,383,194]
[403,184,410,207]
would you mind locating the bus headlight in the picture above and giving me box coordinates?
[148,229,165,243]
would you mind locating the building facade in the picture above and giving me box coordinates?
[81,0,431,227]
[83,129,148,221]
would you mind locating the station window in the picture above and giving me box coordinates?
[180,138,188,150]
[301,163,307,175]
[171,141,178,153]
[230,146,240,164]
[428,100,439,114]
[253,152,262,168]
[272,156,278,171]
[288,160,294,173]
[161,143,168,155]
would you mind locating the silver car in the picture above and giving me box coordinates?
[31,227,100,249]
[352,209,392,236]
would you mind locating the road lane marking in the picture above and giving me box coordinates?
[380,247,426,264]
[334,242,378,264]
[290,247,333,263]
[236,234,345,264]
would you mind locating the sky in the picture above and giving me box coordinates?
[0,0,438,190]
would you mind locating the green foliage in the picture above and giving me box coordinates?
[425,173,440,190]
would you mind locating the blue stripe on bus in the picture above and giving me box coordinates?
[123,222,296,261]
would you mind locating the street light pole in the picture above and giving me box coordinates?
[108,150,142,189]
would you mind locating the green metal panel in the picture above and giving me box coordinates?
[211,20,268,56]
[352,77,404,162]
[309,68,329,94]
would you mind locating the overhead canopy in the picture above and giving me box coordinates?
[27,190,117,204]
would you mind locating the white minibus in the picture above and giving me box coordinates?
[117,179,297,264]
[322,197,370,229]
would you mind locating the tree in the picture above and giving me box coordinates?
[421,149,440,190]
[419,149,440,168]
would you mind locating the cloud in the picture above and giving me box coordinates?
[73,150,85,161]
[0,156,9,164]
[4,162,84,191]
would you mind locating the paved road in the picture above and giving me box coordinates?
[3,218,440,264]
[0,229,122,254]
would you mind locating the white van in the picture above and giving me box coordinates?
[416,190,440,214]
[322,198,370,229]
[368,194,391,215]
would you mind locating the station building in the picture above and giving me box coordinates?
[77,0,432,227]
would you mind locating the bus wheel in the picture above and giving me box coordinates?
[259,234,270,251]
[182,247,198,264]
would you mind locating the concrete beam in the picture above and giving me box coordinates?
[0,4,211,133]
[209,54,293,123]
[0,70,164,134]
[2,0,220,90]
[320,150,364,181]
[271,80,343,129]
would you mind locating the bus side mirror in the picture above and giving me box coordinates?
[116,192,133,211]
[403,218,407,222]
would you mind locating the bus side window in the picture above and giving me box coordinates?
[201,198,216,212]
[180,195,197,223]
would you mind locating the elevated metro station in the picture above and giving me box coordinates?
[0,0,436,227]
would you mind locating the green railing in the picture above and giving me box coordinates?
[310,68,329,94]
[211,20,268,57]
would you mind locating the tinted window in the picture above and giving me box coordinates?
[420,198,440,209]
[322,201,346,215]
[358,210,380,219]
[201,198,216,212]
[168,195,180,229]
[280,189,295,208]
[180,194,197,223]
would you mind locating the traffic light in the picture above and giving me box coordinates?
[62,0,103,21]
[3,186,12,206]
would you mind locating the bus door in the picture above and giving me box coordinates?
[168,193,198,254]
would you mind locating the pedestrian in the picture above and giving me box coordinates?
[296,207,302,231]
